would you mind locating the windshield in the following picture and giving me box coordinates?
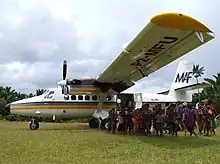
[43,90,50,95]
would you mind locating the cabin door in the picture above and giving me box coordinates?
[134,93,142,109]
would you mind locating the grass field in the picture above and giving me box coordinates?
[0,121,220,164]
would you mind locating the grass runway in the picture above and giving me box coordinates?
[0,120,220,164]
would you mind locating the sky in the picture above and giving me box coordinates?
[0,0,218,94]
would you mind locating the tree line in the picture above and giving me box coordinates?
[0,87,45,115]
[192,73,220,113]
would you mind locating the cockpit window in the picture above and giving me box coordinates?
[43,90,50,95]
[44,91,54,99]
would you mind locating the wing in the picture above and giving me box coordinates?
[96,12,214,92]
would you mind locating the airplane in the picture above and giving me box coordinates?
[5,12,215,130]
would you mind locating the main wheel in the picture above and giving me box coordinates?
[89,118,99,128]
[29,119,40,130]
[100,118,109,130]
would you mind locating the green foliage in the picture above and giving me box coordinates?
[0,86,46,114]
[214,98,220,113]
[192,72,220,113]
[5,114,32,121]
[63,118,89,123]
[36,89,46,96]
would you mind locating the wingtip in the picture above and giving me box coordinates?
[151,12,213,33]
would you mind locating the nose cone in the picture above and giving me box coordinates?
[5,104,11,114]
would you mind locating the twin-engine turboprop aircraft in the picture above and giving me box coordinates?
[6,12,215,130]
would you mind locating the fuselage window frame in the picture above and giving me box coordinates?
[71,95,76,100]
[78,95,83,101]
[85,95,90,100]
[92,95,97,101]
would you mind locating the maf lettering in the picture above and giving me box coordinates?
[130,36,178,67]
[175,72,193,83]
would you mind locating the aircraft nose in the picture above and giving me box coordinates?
[5,104,11,114]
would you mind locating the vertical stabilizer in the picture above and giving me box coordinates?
[168,60,196,102]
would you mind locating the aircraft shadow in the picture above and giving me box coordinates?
[136,134,220,149]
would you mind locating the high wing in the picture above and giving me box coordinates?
[96,12,215,92]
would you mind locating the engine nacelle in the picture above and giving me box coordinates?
[66,79,82,85]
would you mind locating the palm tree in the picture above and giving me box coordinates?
[35,89,46,96]
[0,86,17,103]
[28,93,34,98]
[204,73,220,99]
[193,64,205,102]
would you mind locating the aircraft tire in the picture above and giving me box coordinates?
[29,119,40,130]
[89,118,99,128]
[100,118,108,130]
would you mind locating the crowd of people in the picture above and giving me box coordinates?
[106,99,217,137]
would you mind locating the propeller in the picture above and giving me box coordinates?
[57,60,82,98]
[63,60,67,80]
[60,60,69,98]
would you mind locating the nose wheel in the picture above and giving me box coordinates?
[29,119,40,130]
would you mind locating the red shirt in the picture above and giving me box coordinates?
[197,109,203,121]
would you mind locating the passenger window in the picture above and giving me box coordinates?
[64,95,69,100]
[85,95,90,100]
[92,95,97,101]
[78,95,83,100]
[71,95,76,100]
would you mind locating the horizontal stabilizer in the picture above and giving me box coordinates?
[158,82,210,95]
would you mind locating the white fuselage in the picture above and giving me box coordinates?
[10,87,117,120]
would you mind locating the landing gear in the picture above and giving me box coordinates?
[100,118,108,130]
[89,118,99,128]
[89,118,109,130]
[29,119,40,130]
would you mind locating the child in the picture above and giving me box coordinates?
[118,112,125,134]
[143,108,153,136]
[126,110,134,135]
[133,109,142,134]
[197,104,204,135]
[209,107,217,135]
[155,110,165,136]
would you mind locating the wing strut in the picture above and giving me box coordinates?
[92,92,109,120]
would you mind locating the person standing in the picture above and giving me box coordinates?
[186,103,197,136]
[197,103,204,135]
[125,110,133,135]
[167,104,178,137]
[143,108,153,136]
[155,110,165,136]
[203,100,211,136]
[110,108,117,134]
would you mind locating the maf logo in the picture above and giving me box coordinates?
[175,71,193,83]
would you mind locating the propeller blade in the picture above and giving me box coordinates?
[63,60,67,80]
